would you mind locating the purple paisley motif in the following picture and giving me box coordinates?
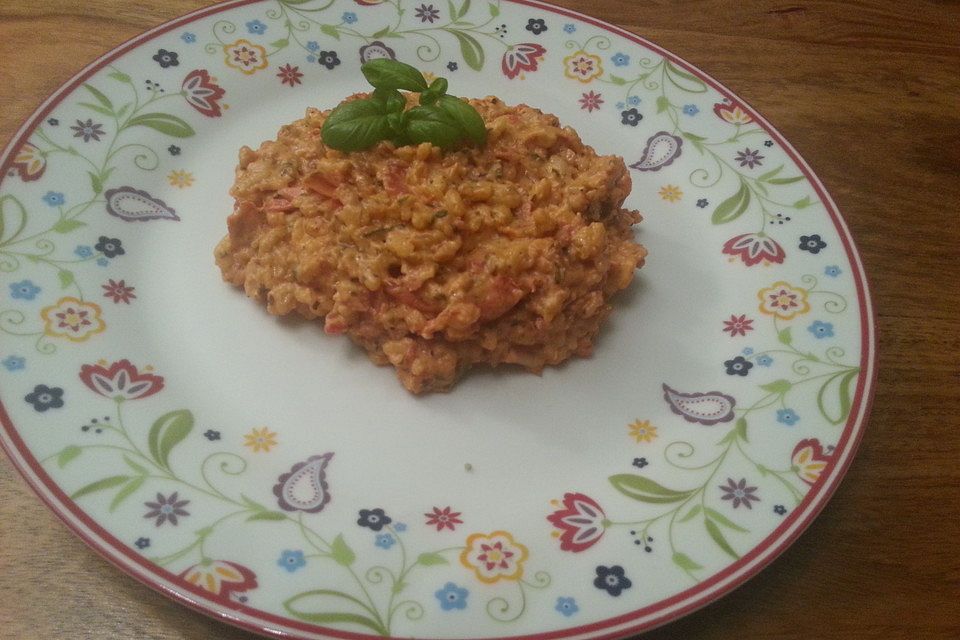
[104,187,179,222]
[358,41,396,63]
[662,384,736,425]
[273,452,333,513]
[629,132,683,172]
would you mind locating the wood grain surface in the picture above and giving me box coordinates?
[1,1,959,637]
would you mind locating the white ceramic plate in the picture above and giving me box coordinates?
[0,1,876,638]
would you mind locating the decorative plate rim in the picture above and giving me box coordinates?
[0,0,878,638]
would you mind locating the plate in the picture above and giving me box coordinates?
[0,1,876,638]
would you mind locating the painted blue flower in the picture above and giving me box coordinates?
[278,549,306,572]
[435,582,469,611]
[615,101,625,110]
[394,522,407,532]
[627,95,640,106]
[683,104,699,116]
[246,20,267,35]
[97,257,109,267]
[74,245,93,258]
[807,320,834,339]
[180,32,197,43]
[447,61,458,72]
[9,280,40,300]
[306,41,320,52]
[563,23,576,33]
[742,347,754,356]
[342,11,358,24]
[306,55,317,64]
[2,355,25,371]
[777,408,800,426]
[696,198,709,208]
[824,265,842,278]
[42,191,65,207]
[375,533,395,549]
[756,354,773,367]
[555,596,579,616]
[611,52,630,67]
[134,537,150,549]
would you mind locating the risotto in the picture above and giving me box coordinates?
[215,95,647,393]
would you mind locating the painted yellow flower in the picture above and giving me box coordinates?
[224,39,268,74]
[628,420,658,443]
[243,427,278,452]
[168,170,194,188]
[757,281,810,320]
[422,70,437,84]
[659,184,683,202]
[563,51,603,83]
[460,530,528,583]
[41,296,105,342]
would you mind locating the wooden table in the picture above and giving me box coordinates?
[1,1,958,637]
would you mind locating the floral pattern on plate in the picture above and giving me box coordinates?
[0,1,873,639]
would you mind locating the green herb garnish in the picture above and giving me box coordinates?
[321,59,487,152]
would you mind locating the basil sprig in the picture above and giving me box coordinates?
[321,59,487,152]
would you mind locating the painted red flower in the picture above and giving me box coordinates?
[547,493,607,552]
[722,233,785,266]
[11,142,46,181]
[180,560,258,603]
[102,279,136,304]
[722,314,754,337]
[792,438,831,485]
[713,98,753,125]
[501,43,546,79]
[425,506,463,531]
[578,90,603,112]
[79,359,164,400]
[181,69,226,117]
[276,63,303,87]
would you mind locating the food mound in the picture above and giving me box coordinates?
[215,95,647,393]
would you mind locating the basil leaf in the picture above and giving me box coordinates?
[437,95,486,145]
[361,59,428,92]
[404,105,464,149]
[420,77,450,106]
[321,99,393,151]
[386,112,405,136]
[429,77,448,95]
[372,88,406,114]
